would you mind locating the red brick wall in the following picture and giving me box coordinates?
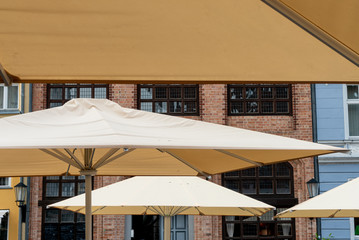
[29,83,315,240]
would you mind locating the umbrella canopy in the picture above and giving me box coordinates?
[49,176,275,240]
[0,98,347,240]
[1,0,359,85]
[0,98,347,177]
[49,176,274,216]
[275,177,359,218]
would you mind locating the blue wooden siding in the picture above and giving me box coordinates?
[315,84,345,141]
[319,163,359,239]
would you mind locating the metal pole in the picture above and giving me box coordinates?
[18,177,23,240]
[80,170,97,240]
[163,216,171,240]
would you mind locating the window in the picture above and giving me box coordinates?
[0,84,19,110]
[345,85,359,137]
[0,178,10,188]
[228,84,292,115]
[47,84,109,108]
[138,85,199,115]
[222,163,296,240]
[0,210,9,240]
[42,176,86,240]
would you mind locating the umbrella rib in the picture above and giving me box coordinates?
[172,206,190,216]
[148,206,164,216]
[40,149,83,169]
[94,148,135,169]
[64,149,86,169]
[329,209,341,218]
[158,149,210,177]
[215,150,263,167]
[92,148,121,169]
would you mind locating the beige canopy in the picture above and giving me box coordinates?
[0,98,347,240]
[276,177,359,218]
[49,176,274,216]
[0,98,347,178]
[49,176,274,240]
[1,0,359,85]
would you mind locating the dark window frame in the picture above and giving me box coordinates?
[40,176,89,240]
[228,84,292,116]
[137,84,200,116]
[47,83,109,108]
[222,163,296,240]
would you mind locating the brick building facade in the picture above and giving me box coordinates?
[29,83,315,240]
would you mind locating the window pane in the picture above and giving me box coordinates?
[62,176,75,180]
[44,224,59,239]
[65,87,77,99]
[184,102,196,113]
[0,86,3,108]
[276,164,290,176]
[46,176,60,180]
[230,102,243,114]
[77,214,85,223]
[184,87,196,99]
[276,102,289,113]
[349,104,359,136]
[50,88,62,100]
[79,88,92,98]
[62,183,75,197]
[242,168,255,177]
[246,102,258,113]
[0,212,8,240]
[229,87,242,99]
[46,183,59,197]
[61,224,75,240]
[262,102,273,113]
[170,102,182,113]
[276,180,290,194]
[261,87,273,98]
[243,223,257,236]
[140,88,153,99]
[50,102,62,108]
[155,102,167,113]
[7,85,18,108]
[224,171,239,177]
[94,88,107,99]
[0,177,9,186]
[76,223,86,240]
[259,180,273,194]
[169,88,181,99]
[276,87,289,99]
[246,88,257,99]
[140,102,152,112]
[78,182,85,195]
[224,180,239,192]
[278,223,292,236]
[61,211,74,223]
[45,210,59,223]
[259,166,272,176]
[348,85,359,99]
[155,88,167,99]
[242,180,256,194]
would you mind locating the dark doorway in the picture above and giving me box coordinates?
[132,215,160,240]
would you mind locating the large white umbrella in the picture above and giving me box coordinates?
[276,177,359,218]
[49,176,275,240]
[0,98,347,240]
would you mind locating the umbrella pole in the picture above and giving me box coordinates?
[164,215,171,240]
[81,170,97,240]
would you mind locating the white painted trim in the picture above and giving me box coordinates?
[343,84,359,140]
[0,83,20,111]
[0,177,11,188]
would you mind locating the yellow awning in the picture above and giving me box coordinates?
[1,0,359,84]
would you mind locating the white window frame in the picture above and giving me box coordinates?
[0,210,9,240]
[0,83,20,111]
[343,84,359,140]
[0,177,11,189]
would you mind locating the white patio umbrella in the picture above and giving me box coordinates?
[275,177,359,218]
[49,176,275,240]
[0,98,347,240]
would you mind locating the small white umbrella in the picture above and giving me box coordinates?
[49,176,275,240]
[276,177,359,218]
